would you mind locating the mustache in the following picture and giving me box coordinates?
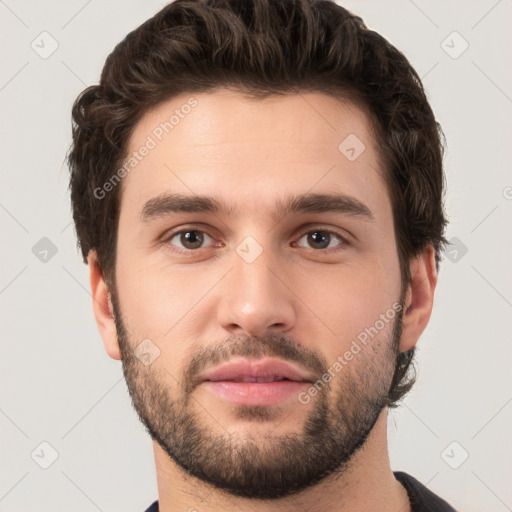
[182,334,328,394]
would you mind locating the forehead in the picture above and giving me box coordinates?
[119,89,388,219]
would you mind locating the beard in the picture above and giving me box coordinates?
[111,290,404,500]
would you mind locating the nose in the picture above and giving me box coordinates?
[216,246,297,338]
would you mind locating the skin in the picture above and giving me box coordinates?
[88,89,437,512]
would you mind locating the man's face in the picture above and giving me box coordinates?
[110,89,405,498]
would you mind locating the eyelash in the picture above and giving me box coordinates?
[161,226,350,256]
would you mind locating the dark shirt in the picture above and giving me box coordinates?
[144,501,158,512]
[143,471,457,511]
[394,471,457,511]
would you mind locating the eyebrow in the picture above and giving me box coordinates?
[140,192,374,223]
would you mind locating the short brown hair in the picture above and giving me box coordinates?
[67,0,448,406]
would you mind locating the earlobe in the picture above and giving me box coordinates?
[399,246,438,352]
[87,251,121,360]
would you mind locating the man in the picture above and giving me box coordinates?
[67,0,455,510]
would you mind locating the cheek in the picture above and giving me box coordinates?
[115,247,175,333]
[115,249,223,351]
[114,262,200,380]
[300,258,400,361]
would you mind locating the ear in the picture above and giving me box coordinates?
[400,245,438,352]
[87,251,121,360]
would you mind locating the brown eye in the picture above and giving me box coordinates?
[295,230,346,251]
[168,230,213,250]
[307,231,330,249]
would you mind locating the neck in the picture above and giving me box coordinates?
[153,407,410,512]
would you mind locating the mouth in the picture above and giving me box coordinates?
[199,357,315,383]
[198,357,315,406]
[214,376,295,382]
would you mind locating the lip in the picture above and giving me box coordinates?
[199,357,316,384]
[198,357,315,407]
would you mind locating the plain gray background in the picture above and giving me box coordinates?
[1,1,511,511]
